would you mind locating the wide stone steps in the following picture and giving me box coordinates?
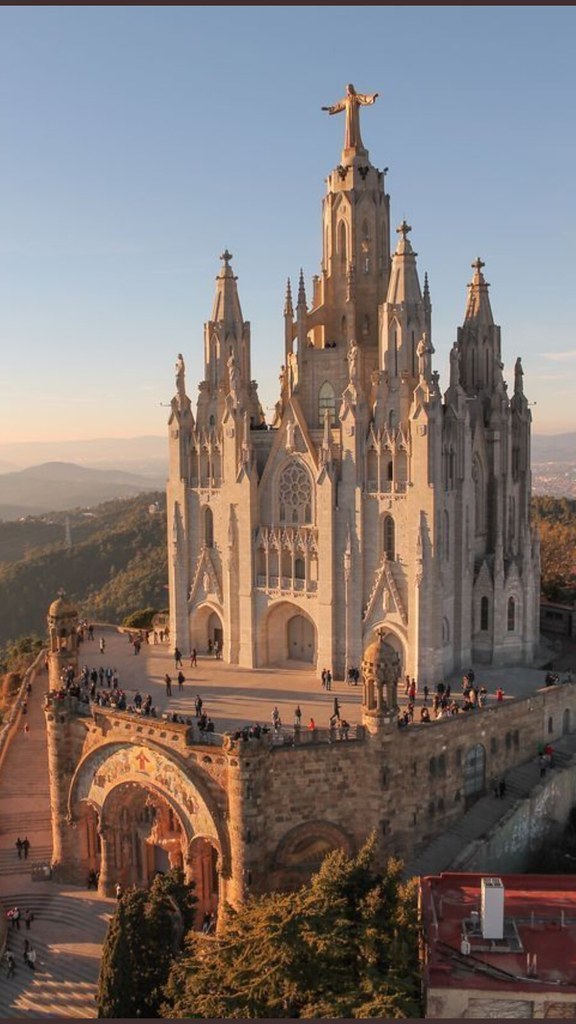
[0,890,113,1019]
[0,847,52,877]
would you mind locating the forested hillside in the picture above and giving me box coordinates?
[532,496,576,601]
[0,493,167,646]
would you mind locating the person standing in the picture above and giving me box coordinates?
[190,648,197,668]
[25,946,36,971]
[24,909,33,930]
[22,838,30,860]
[174,647,183,669]
[177,671,185,692]
[294,705,302,727]
[15,838,22,860]
[4,951,15,977]
[165,674,172,697]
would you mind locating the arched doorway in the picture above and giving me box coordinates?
[207,611,223,653]
[287,614,314,662]
[188,836,220,926]
[463,743,486,809]
[102,783,186,890]
[260,603,317,667]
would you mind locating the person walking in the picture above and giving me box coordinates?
[4,951,16,978]
[190,648,197,668]
[174,647,183,669]
[25,946,37,971]
[22,838,30,860]
[294,705,302,727]
[177,671,185,692]
[165,674,172,697]
[15,838,22,860]
[24,909,33,930]
[23,722,30,739]
[99,637,106,654]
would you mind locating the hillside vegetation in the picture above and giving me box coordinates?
[532,496,576,601]
[0,493,167,647]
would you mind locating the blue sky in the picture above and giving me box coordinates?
[1,6,575,442]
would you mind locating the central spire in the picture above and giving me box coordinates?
[322,83,379,157]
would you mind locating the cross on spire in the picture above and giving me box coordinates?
[472,257,485,274]
[220,249,233,267]
[397,220,412,240]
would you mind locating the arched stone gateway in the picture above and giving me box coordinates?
[259,602,317,667]
[67,742,228,923]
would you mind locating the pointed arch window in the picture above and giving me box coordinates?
[338,221,347,267]
[278,460,313,525]
[204,506,214,548]
[318,381,336,426]
[383,515,395,561]
[480,596,489,632]
[507,596,516,632]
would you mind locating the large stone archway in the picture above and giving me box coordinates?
[68,741,228,921]
[259,602,317,667]
[269,820,354,890]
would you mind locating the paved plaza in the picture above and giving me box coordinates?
[77,626,563,734]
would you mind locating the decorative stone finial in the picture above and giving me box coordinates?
[397,220,412,240]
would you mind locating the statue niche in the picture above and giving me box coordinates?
[361,631,401,718]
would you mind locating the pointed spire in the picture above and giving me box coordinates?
[386,221,422,304]
[464,257,494,325]
[297,268,307,310]
[284,278,293,318]
[423,272,430,305]
[210,249,244,337]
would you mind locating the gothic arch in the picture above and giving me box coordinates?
[189,602,224,654]
[258,601,317,668]
[318,381,336,426]
[67,740,231,895]
[383,514,395,560]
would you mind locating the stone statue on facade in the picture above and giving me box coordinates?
[347,338,359,385]
[175,353,185,396]
[322,84,379,151]
[227,351,240,401]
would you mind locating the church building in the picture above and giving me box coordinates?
[167,85,539,684]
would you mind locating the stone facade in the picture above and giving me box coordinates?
[167,86,539,683]
[46,599,576,916]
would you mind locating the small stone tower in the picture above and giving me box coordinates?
[46,591,79,691]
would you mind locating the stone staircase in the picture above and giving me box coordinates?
[405,733,576,879]
[0,889,114,1018]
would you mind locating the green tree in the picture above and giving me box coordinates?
[97,869,196,1020]
[163,838,422,1019]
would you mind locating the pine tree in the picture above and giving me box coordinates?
[163,837,422,1019]
[98,869,197,1020]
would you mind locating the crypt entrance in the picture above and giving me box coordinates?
[67,739,228,925]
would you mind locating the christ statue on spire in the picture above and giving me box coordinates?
[322,83,379,152]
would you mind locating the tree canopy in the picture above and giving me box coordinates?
[97,868,196,1020]
[163,837,422,1019]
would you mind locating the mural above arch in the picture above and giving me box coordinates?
[69,742,226,858]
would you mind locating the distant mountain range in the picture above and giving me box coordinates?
[0,431,573,519]
[0,461,166,520]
